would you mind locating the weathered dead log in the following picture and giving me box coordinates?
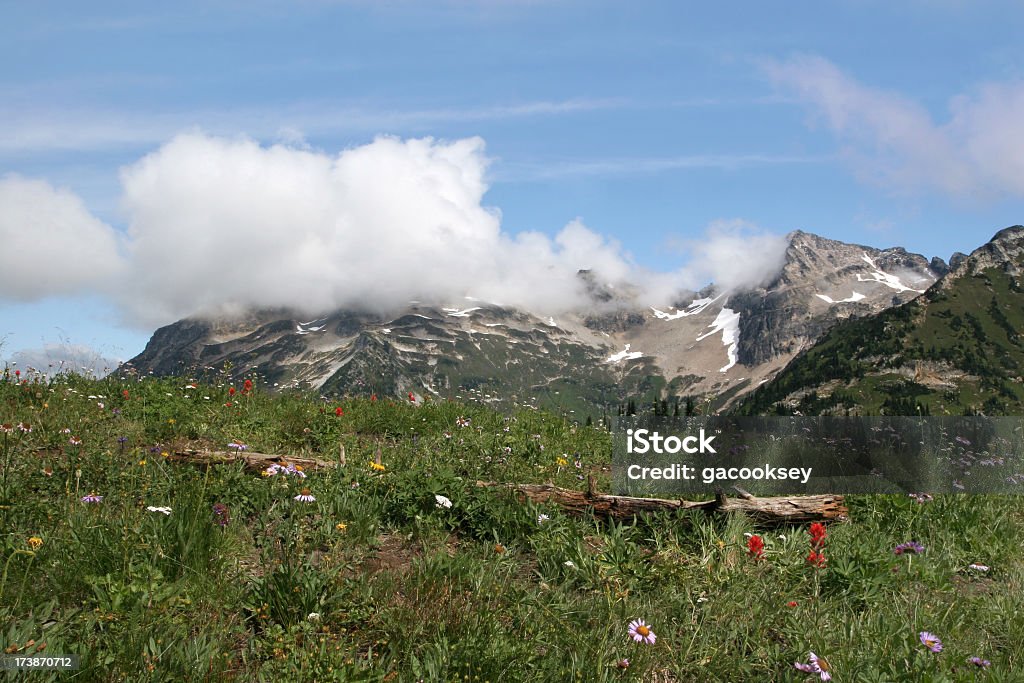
[476,481,847,526]
[169,449,338,473]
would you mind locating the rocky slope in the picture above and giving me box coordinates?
[124,230,943,416]
[737,226,1024,416]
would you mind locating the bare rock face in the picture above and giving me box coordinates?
[732,231,938,368]
[124,230,943,414]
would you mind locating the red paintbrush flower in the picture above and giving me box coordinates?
[229,386,236,396]
[335,407,344,416]
[809,523,827,549]
[243,379,253,393]
[408,392,415,402]
[747,534,765,559]
[806,550,827,568]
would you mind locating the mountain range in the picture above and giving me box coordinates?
[124,227,1023,417]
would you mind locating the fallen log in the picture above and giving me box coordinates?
[476,480,847,526]
[169,448,339,473]
[168,449,846,525]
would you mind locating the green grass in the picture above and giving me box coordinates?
[1,368,1023,681]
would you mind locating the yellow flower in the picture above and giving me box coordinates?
[138,460,146,466]
[556,457,568,467]
[28,537,43,550]
[160,451,169,458]
[369,461,386,472]
[335,523,348,532]
[167,418,176,424]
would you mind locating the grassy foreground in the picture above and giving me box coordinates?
[1,368,1023,682]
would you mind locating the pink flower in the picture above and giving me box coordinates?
[627,619,656,645]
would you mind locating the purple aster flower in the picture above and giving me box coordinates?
[212,503,230,527]
[794,652,832,681]
[227,442,247,451]
[920,631,943,653]
[80,493,103,503]
[627,619,656,645]
[968,656,990,668]
[894,541,925,555]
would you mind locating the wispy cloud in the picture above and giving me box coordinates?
[498,153,827,181]
[764,53,1024,198]
[0,98,625,156]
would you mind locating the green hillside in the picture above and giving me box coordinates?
[739,228,1024,417]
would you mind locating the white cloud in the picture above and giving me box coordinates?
[1,133,789,326]
[765,54,1024,198]
[675,219,789,292]
[0,175,124,301]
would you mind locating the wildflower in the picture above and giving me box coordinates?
[968,657,991,668]
[894,541,925,555]
[28,537,43,550]
[809,523,826,549]
[747,534,765,559]
[435,494,453,509]
[909,492,934,503]
[369,461,386,472]
[786,601,798,608]
[123,389,130,399]
[563,560,577,569]
[556,456,568,467]
[0,424,11,433]
[968,563,990,572]
[229,386,236,396]
[456,416,470,428]
[335,407,344,416]
[919,631,943,653]
[167,418,175,424]
[336,522,348,532]
[225,402,233,407]
[161,451,169,458]
[538,513,550,525]
[371,393,377,402]
[42,466,53,476]
[294,488,316,503]
[794,652,832,680]
[494,543,506,554]
[243,379,253,393]
[627,619,656,645]
[616,658,630,669]
[350,481,360,489]
[306,612,320,622]
[59,427,71,434]
[408,392,416,402]
[117,436,128,444]
[212,503,230,526]
[69,436,81,446]
[80,493,103,503]
[17,422,31,433]
[227,442,247,451]
[138,460,146,466]
[806,550,827,568]
[146,506,172,515]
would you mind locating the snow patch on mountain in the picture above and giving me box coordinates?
[816,291,867,304]
[296,318,328,335]
[856,254,925,294]
[651,295,721,320]
[606,344,644,363]
[444,307,482,318]
[696,308,740,372]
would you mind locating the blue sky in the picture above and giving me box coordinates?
[2,1,1024,368]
